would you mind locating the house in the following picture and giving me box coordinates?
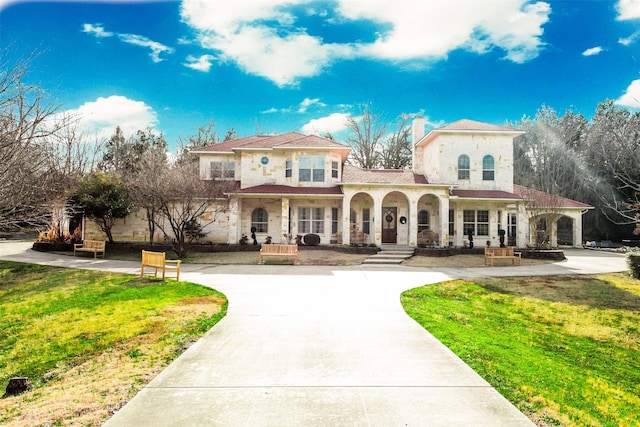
[84,117,591,248]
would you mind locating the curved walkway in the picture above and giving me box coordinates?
[0,242,629,426]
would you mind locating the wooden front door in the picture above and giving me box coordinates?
[382,207,397,244]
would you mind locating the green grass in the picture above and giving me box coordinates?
[401,273,640,427]
[0,261,227,426]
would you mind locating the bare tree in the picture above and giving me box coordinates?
[345,104,387,169]
[176,119,219,166]
[152,161,234,258]
[380,115,412,169]
[518,186,567,248]
[128,146,168,244]
[583,101,640,234]
[514,106,588,200]
[0,54,64,231]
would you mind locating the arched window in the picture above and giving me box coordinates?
[418,210,430,232]
[458,155,470,180]
[483,155,495,180]
[251,208,268,233]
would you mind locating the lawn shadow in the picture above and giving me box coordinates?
[477,275,640,311]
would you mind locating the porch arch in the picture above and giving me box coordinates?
[416,194,442,246]
[381,191,410,245]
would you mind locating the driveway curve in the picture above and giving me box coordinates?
[0,242,628,426]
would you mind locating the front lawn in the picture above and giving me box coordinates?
[0,261,227,427]
[401,273,640,427]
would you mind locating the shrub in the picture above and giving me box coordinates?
[628,252,640,279]
[303,233,321,246]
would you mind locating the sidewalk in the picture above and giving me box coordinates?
[0,242,629,426]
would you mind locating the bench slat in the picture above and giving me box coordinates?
[259,244,299,265]
[74,240,106,259]
[141,250,181,280]
[484,247,521,266]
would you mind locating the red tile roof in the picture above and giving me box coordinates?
[237,184,343,196]
[342,164,428,184]
[438,119,522,133]
[192,132,350,153]
[451,186,591,208]
[513,185,592,208]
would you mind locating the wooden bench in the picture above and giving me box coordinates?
[73,240,106,258]
[259,244,299,265]
[140,250,181,280]
[484,247,522,266]
[335,231,369,245]
[417,229,439,247]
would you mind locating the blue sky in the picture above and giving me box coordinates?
[2,0,640,153]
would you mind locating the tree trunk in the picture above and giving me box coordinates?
[3,377,32,397]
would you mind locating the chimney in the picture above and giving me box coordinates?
[411,116,425,173]
[412,116,426,144]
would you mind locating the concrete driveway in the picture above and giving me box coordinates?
[0,242,629,426]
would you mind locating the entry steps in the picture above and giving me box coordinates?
[362,245,415,265]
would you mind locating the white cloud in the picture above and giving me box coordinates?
[180,0,550,86]
[81,23,173,63]
[340,0,549,63]
[615,79,640,109]
[118,33,174,63]
[617,0,640,20]
[82,23,113,38]
[184,54,216,72]
[301,113,351,135]
[619,30,640,46]
[582,46,603,56]
[298,97,326,113]
[64,95,158,140]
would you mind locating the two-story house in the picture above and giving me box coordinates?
[85,117,590,248]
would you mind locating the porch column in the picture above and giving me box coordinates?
[280,197,290,244]
[439,197,449,247]
[342,195,351,245]
[373,196,383,246]
[227,198,240,244]
[573,214,583,248]
[551,218,558,247]
[408,198,418,246]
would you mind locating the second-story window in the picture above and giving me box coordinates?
[483,155,495,181]
[458,155,470,180]
[211,161,235,179]
[331,161,339,178]
[285,160,292,178]
[299,155,325,182]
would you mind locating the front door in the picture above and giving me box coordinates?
[382,207,397,244]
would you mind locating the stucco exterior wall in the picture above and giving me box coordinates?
[83,201,230,244]
[421,133,514,191]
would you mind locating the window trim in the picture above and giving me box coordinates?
[458,155,470,180]
[362,208,370,234]
[299,155,325,182]
[331,161,339,179]
[298,207,325,234]
[463,209,489,236]
[418,209,430,232]
[210,161,235,179]
[482,155,495,181]
[251,208,268,233]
